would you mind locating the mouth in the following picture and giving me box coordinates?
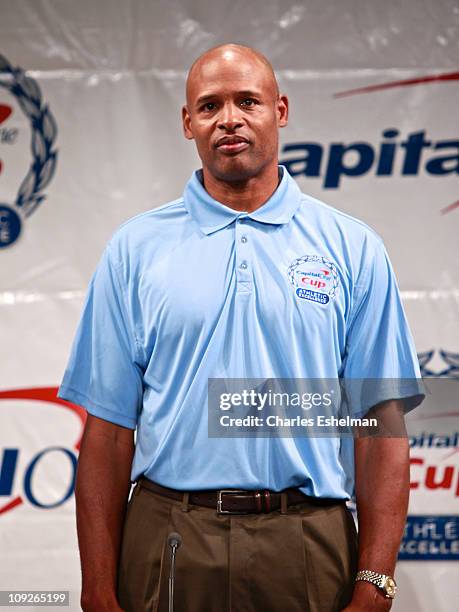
[215,136,250,154]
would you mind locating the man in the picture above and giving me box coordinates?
[58,44,424,611]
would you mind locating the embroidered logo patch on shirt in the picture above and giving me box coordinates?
[287,255,339,305]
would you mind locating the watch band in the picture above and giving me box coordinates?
[356,570,397,599]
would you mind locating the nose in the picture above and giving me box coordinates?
[217,101,244,131]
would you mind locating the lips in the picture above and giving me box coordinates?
[216,135,250,154]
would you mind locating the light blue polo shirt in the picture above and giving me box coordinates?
[58,166,424,498]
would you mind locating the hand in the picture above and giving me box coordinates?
[341,581,393,611]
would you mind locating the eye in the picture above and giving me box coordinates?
[241,98,257,107]
[202,102,216,112]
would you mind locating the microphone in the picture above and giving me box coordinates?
[168,532,182,550]
[167,532,182,612]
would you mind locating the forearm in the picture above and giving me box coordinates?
[354,436,409,575]
[345,433,410,610]
[75,416,134,610]
[340,399,411,611]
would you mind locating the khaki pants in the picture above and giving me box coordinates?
[118,483,358,612]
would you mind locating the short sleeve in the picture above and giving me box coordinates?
[341,237,425,416]
[57,243,143,429]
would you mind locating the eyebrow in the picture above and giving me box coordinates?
[195,90,263,106]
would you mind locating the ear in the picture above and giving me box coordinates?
[277,94,289,128]
[182,105,194,140]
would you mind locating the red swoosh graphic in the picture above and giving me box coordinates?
[440,200,459,215]
[0,104,12,124]
[333,70,459,98]
[0,387,86,515]
[334,71,459,215]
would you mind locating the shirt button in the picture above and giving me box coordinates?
[240,261,248,270]
[241,236,248,243]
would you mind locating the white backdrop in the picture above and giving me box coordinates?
[0,1,458,610]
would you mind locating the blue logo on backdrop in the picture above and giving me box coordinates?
[400,516,459,560]
[0,54,58,248]
[280,129,459,189]
[417,349,459,377]
[0,205,21,245]
[0,447,77,509]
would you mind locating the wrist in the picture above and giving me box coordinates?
[355,569,397,600]
[356,560,396,576]
[352,581,393,610]
[81,589,120,612]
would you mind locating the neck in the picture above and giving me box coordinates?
[202,164,281,213]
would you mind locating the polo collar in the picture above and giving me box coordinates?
[183,165,302,235]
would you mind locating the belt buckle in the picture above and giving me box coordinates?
[217,489,251,514]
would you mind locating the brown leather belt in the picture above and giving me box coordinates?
[137,477,345,514]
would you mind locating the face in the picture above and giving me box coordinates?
[182,49,288,183]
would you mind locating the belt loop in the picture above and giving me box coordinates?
[280,491,288,515]
[263,490,271,513]
[254,491,262,513]
[133,480,142,496]
[181,492,190,512]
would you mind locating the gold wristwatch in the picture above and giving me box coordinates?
[355,570,397,599]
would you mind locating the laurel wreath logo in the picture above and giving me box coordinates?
[0,54,58,218]
[287,254,339,299]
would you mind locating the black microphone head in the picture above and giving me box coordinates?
[167,532,182,548]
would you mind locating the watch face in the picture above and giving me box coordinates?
[384,577,397,597]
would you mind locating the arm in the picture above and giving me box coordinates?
[344,400,410,611]
[76,414,134,612]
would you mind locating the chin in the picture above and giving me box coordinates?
[211,160,262,183]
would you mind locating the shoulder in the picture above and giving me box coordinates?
[105,197,189,266]
[293,190,391,294]
[295,191,387,269]
[115,197,186,236]
[297,191,384,249]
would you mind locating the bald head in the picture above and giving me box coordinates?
[182,43,288,187]
[186,44,279,105]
